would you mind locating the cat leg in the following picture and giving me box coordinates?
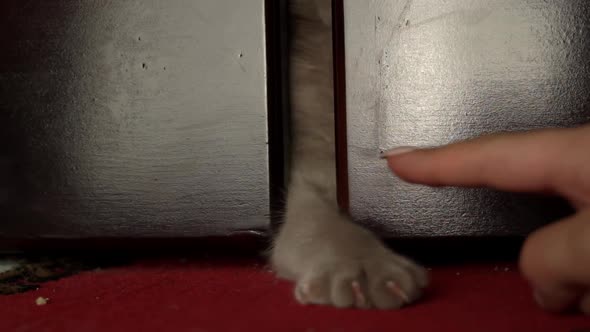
[271,0,429,309]
[272,175,428,309]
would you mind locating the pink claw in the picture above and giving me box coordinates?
[296,282,311,304]
[386,281,410,303]
[351,281,367,308]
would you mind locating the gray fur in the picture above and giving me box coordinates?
[270,0,429,309]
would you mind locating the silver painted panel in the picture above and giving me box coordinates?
[0,0,270,237]
[344,0,589,237]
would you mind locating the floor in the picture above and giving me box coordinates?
[0,257,589,332]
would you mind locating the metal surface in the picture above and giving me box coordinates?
[344,0,589,237]
[0,0,271,238]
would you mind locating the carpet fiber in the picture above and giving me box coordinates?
[0,256,120,295]
[1,258,589,332]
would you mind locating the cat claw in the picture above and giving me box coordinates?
[386,280,409,303]
[295,282,311,304]
[351,281,367,308]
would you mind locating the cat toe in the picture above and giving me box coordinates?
[292,257,428,309]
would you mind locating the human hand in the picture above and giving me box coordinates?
[383,124,590,314]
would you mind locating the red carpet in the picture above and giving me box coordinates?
[1,258,589,332]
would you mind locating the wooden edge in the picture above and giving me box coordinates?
[265,0,289,227]
[333,0,349,212]
[0,234,269,254]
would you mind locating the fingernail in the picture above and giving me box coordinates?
[379,146,417,159]
[533,289,547,308]
[533,288,565,311]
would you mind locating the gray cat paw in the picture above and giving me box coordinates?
[292,255,428,309]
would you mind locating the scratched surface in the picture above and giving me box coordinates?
[0,0,271,239]
[344,0,590,237]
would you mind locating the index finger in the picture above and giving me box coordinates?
[384,127,584,195]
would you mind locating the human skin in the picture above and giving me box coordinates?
[383,124,590,314]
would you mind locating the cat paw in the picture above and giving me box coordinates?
[292,254,428,309]
[271,204,428,309]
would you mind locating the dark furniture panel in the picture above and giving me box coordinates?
[338,0,589,237]
[0,0,286,244]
